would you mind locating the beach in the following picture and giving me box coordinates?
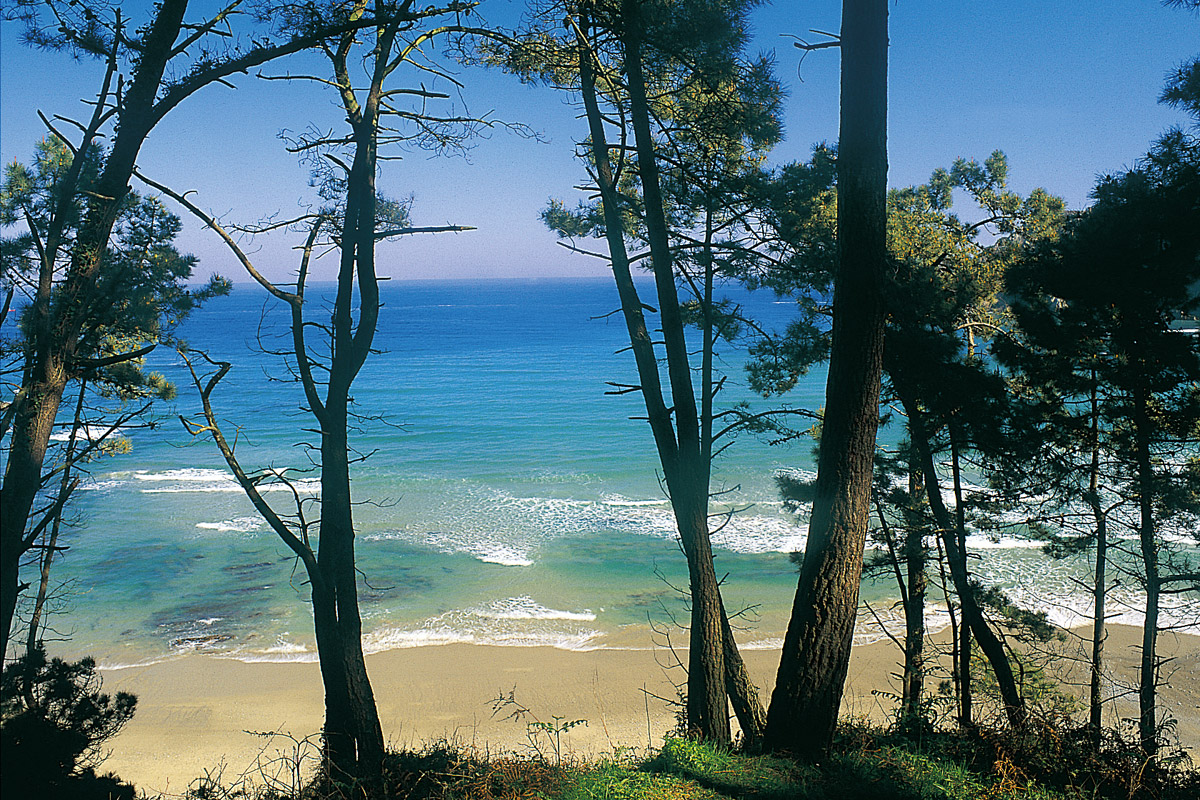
[99,624,1199,796]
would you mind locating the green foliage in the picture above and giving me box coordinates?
[1,136,231,400]
[513,0,787,316]
[0,647,136,799]
[997,127,1200,541]
[1162,58,1200,119]
[743,148,1064,398]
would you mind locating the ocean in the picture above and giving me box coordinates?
[27,277,1198,667]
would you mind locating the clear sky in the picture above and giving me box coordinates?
[2,0,1197,283]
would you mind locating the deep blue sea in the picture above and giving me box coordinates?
[28,278,1198,666]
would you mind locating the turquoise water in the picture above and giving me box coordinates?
[24,278,1197,666]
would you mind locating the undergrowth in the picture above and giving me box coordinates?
[173,719,1200,800]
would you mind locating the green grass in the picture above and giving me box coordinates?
[375,733,1085,800]
[171,721,1200,799]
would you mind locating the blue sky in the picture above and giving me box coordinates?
[2,0,1196,282]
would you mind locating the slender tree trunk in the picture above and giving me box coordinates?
[900,468,927,726]
[24,382,89,655]
[948,427,973,727]
[619,1,730,742]
[721,602,766,749]
[1085,381,1108,748]
[957,601,973,727]
[763,0,888,757]
[935,533,964,721]
[315,97,387,789]
[1132,387,1161,759]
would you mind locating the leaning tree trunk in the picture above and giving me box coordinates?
[898,387,1026,730]
[721,600,767,749]
[763,0,889,758]
[0,0,188,660]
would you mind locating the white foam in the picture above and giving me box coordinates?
[599,494,670,508]
[196,517,264,533]
[476,547,536,567]
[76,479,126,492]
[362,625,602,653]
[360,596,603,654]
[228,637,318,661]
[710,515,808,554]
[97,656,169,671]
[364,485,810,565]
[774,466,818,484]
[390,528,538,567]
[133,468,232,482]
[126,468,320,495]
[225,649,320,664]
[481,596,597,622]
[962,533,1046,550]
[50,425,126,442]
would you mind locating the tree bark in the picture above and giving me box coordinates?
[721,602,766,749]
[763,0,888,757]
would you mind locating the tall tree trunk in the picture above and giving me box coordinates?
[1085,380,1108,748]
[315,99,387,788]
[948,426,973,728]
[763,0,888,757]
[1132,387,1160,759]
[618,1,731,742]
[900,467,927,727]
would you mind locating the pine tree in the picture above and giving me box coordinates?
[999,128,1200,757]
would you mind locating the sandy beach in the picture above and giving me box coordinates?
[99,624,1199,796]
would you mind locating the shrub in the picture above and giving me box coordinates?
[0,646,137,799]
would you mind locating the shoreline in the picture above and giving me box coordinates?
[99,624,1199,796]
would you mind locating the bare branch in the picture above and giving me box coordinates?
[134,168,299,305]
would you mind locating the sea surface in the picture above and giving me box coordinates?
[22,277,1198,667]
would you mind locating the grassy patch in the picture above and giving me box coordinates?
[174,721,1199,799]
